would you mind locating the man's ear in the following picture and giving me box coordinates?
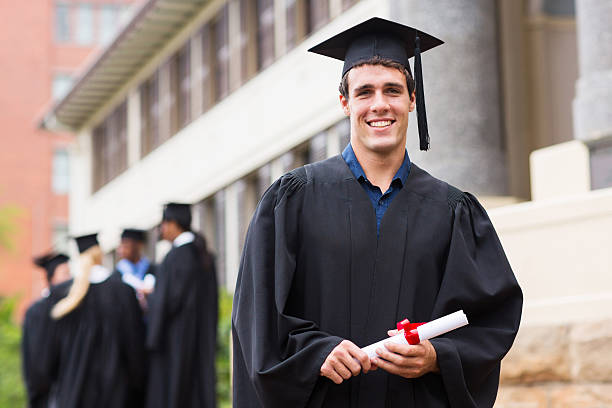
[339,94,350,116]
[409,91,416,113]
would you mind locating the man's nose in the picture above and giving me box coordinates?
[370,91,390,112]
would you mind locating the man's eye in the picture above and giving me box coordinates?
[387,88,401,94]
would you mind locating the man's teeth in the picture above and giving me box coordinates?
[369,120,392,127]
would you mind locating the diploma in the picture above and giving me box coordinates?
[361,310,469,359]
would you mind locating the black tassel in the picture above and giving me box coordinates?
[414,33,429,151]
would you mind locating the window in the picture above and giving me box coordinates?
[212,5,230,101]
[92,102,127,190]
[55,3,71,43]
[286,0,309,52]
[308,0,329,33]
[52,73,73,101]
[200,24,214,113]
[342,0,358,11]
[256,0,275,69]
[214,190,226,287]
[177,43,191,128]
[52,223,69,253]
[99,5,120,45]
[167,56,179,137]
[337,117,350,149]
[52,149,70,194]
[140,71,160,156]
[76,4,94,45]
[309,132,327,163]
[239,0,257,83]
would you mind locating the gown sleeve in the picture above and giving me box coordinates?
[429,192,523,407]
[231,170,344,408]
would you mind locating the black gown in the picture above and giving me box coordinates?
[146,239,218,408]
[21,285,68,408]
[232,156,523,408]
[26,275,147,408]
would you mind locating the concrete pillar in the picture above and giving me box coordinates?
[391,0,508,195]
[573,0,612,141]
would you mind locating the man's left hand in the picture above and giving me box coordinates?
[371,330,439,378]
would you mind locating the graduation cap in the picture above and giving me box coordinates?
[33,252,69,282]
[162,203,192,231]
[74,233,99,254]
[121,228,147,242]
[308,17,444,151]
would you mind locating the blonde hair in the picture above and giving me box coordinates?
[51,245,103,320]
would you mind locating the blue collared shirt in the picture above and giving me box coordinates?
[342,144,411,236]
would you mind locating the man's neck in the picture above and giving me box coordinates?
[352,143,405,192]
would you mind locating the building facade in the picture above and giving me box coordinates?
[0,0,140,314]
[43,0,612,405]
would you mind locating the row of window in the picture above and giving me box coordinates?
[134,117,349,288]
[55,2,132,46]
[92,0,360,190]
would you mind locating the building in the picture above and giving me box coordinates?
[41,0,612,405]
[0,0,141,314]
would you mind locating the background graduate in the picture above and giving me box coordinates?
[146,203,218,408]
[114,228,156,309]
[22,252,70,408]
[37,233,147,408]
[232,17,523,407]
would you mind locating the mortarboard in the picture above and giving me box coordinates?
[121,228,147,242]
[162,203,192,231]
[308,17,444,150]
[33,252,69,282]
[74,233,99,254]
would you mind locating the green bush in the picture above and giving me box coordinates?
[216,290,233,408]
[0,297,26,408]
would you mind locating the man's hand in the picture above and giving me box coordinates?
[371,330,439,378]
[320,340,375,384]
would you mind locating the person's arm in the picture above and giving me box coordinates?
[424,191,522,407]
[232,170,345,408]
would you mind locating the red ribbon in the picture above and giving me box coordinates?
[396,319,425,345]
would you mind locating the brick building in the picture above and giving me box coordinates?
[0,0,140,316]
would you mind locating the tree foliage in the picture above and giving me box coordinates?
[0,297,26,407]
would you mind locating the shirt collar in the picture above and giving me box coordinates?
[341,143,411,187]
[173,231,195,247]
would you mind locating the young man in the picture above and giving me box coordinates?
[115,228,156,308]
[146,203,218,408]
[22,252,71,407]
[232,18,522,407]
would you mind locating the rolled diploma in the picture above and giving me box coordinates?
[361,331,407,359]
[361,310,469,359]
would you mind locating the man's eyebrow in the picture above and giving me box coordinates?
[353,82,406,93]
[353,84,374,93]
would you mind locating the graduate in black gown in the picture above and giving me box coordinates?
[37,234,147,408]
[22,252,71,407]
[232,18,523,408]
[146,203,218,408]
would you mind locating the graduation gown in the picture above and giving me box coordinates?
[21,285,68,408]
[36,273,147,408]
[232,156,523,408]
[146,239,218,408]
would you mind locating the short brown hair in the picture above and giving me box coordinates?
[338,56,415,99]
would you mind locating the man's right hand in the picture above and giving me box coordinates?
[320,340,374,384]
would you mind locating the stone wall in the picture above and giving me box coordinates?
[497,320,612,407]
